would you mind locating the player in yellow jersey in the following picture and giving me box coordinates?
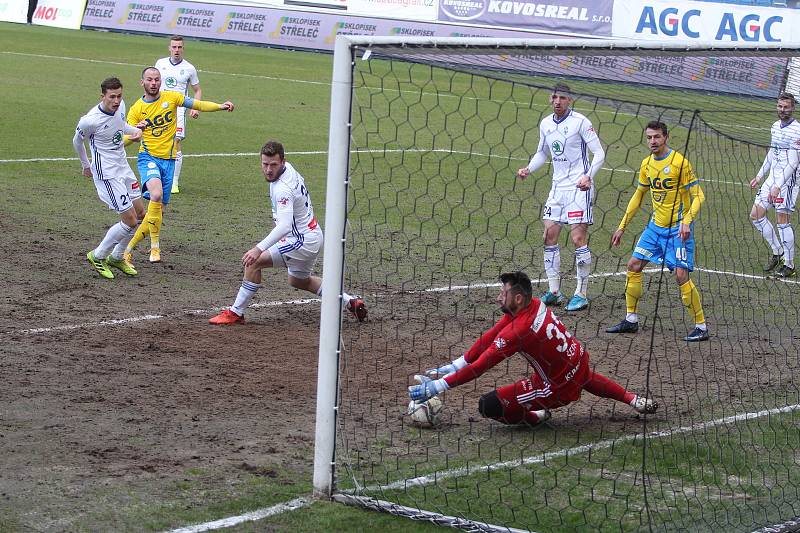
[606,121,709,342]
[123,66,234,264]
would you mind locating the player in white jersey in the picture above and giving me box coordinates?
[517,83,606,311]
[154,35,201,194]
[750,92,800,278]
[209,140,367,325]
[73,77,145,280]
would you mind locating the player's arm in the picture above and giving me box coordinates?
[410,326,516,402]
[72,122,92,177]
[182,96,234,113]
[683,183,705,223]
[611,169,647,247]
[517,125,547,179]
[123,105,144,146]
[679,162,704,240]
[577,121,605,191]
[444,330,518,388]
[751,151,772,189]
[772,148,798,197]
[241,197,293,267]
[123,122,142,142]
[425,314,512,377]
[189,81,202,118]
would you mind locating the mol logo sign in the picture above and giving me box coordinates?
[31,0,85,29]
[613,0,792,44]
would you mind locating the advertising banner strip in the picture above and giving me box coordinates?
[613,0,794,45]
[81,0,562,48]
[1,0,87,27]
[438,0,613,36]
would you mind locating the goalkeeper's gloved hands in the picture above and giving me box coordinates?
[408,374,449,402]
[425,355,468,378]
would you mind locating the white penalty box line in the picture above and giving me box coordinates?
[0,148,748,187]
[6,266,797,337]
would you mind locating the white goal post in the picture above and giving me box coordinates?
[312,35,800,532]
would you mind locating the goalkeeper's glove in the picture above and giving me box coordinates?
[408,374,449,402]
[425,355,468,378]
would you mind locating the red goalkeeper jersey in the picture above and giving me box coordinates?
[444,298,587,389]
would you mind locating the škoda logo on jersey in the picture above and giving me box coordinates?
[142,111,174,137]
[551,140,564,155]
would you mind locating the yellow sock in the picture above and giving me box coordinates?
[146,201,163,250]
[625,271,643,314]
[679,279,705,325]
[127,217,150,252]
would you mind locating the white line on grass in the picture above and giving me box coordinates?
[0,149,748,186]
[358,403,800,493]
[165,497,311,533]
[10,298,320,336]
[6,266,796,337]
[165,403,800,532]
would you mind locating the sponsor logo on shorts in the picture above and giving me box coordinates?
[635,246,653,258]
[132,182,140,190]
[494,337,507,349]
[568,210,584,218]
[775,197,785,204]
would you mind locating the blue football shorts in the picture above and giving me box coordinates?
[632,220,695,271]
[136,152,175,205]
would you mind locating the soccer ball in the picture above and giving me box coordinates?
[407,397,444,428]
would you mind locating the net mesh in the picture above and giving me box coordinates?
[332,43,800,532]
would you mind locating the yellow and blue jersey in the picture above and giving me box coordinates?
[637,149,701,228]
[127,91,188,160]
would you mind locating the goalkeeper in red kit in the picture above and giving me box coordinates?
[408,272,658,426]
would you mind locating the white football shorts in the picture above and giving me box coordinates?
[94,171,141,213]
[268,228,323,279]
[756,176,799,213]
[542,186,594,225]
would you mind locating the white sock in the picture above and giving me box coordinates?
[574,245,591,297]
[317,287,357,305]
[543,245,561,294]
[696,323,707,331]
[752,217,783,255]
[94,221,134,259]
[231,280,260,316]
[173,150,183,188]
[626,313,639,323]
[110,222,139,259]
[777,223,795,268]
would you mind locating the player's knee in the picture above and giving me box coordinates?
[627,257,644,272]
[478,391,503,420]
[120,209,138,227]
[288,275,308,290]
